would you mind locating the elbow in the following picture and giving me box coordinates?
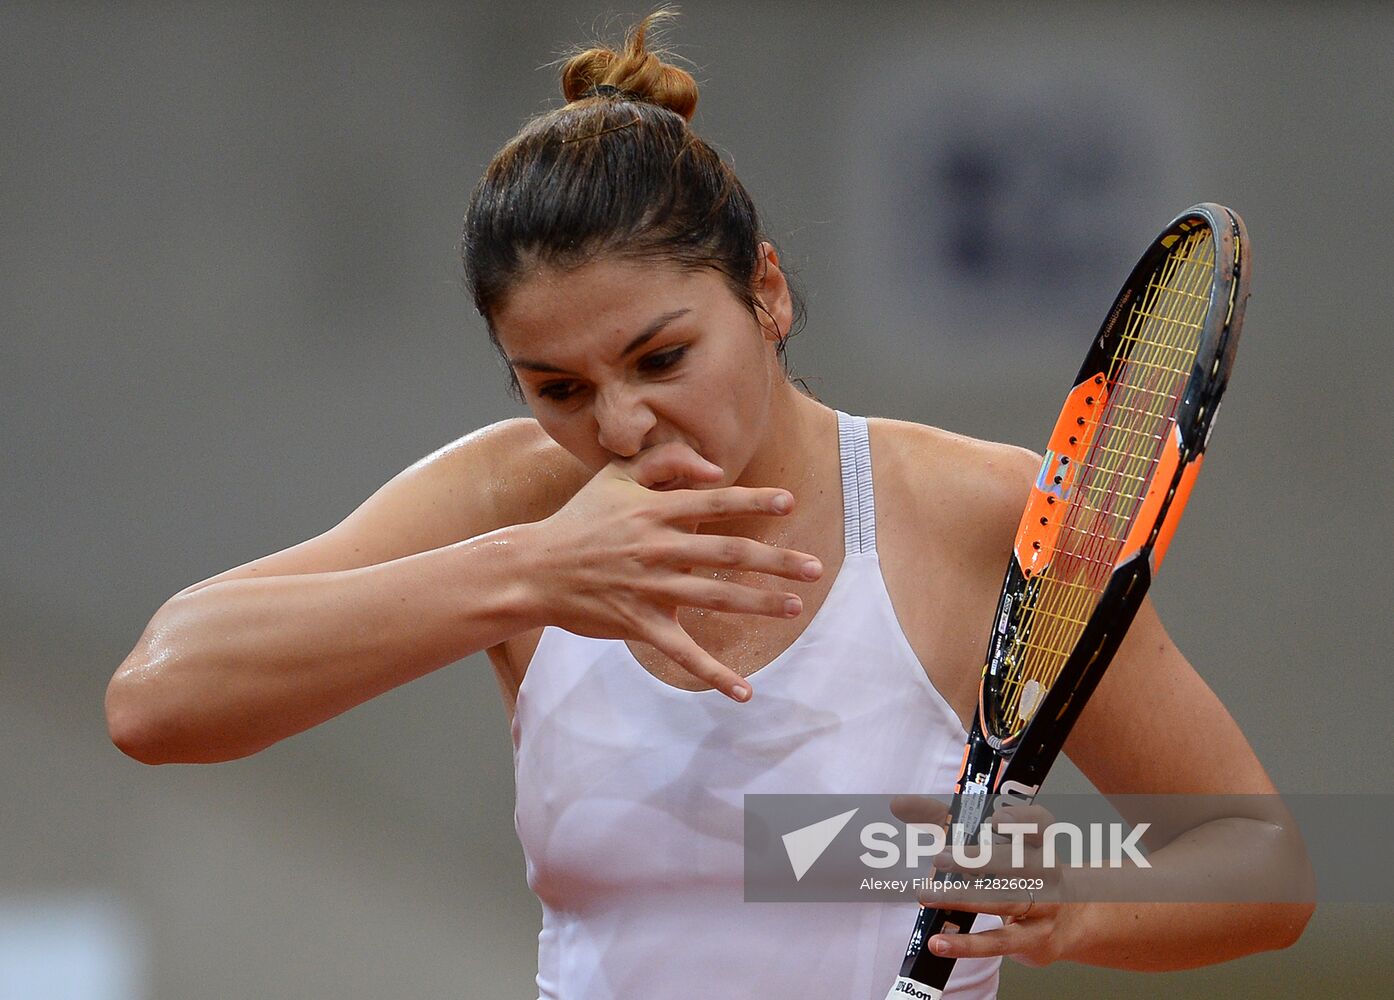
[106,623,204,765]
[1265,900,1315,952]
[106,650,263,766]
[108,603,188,764]
[1260,826,1317,952]
[1273,829,1318,950]
[105,666,172,765]
[106,597,234,765]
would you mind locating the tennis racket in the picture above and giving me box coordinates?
[886,202,1250,999]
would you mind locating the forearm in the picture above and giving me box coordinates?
[1055,817,1314,970]
[106,525,539,764]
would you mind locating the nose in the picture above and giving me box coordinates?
[594,386,657,459]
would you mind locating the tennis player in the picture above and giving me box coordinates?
[106,12,1311,998]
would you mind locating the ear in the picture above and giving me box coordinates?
[752,241,793,344]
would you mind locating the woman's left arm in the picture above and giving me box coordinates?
[938,597,1315,969]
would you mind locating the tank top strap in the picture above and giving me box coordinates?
[835,410,877,556]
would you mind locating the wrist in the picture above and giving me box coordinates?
[478,520,552,636]
[1044,867,1094,965]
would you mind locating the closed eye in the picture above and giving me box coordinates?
[537,380,580,401]
[533,346,687,402]
[639,346,686,373]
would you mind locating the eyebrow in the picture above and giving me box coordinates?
[508,308,692,375]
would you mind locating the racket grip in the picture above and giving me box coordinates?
[883,906,977,999]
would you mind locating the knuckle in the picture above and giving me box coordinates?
[689,660,720,683]
[617,591,653,626]
[699,582,734,611]
[635,500,665,524]
[671,644,720,684]
[618,542,648,571]
[633,541,667,569]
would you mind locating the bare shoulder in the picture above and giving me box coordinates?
[857,418,1040,720]
[172,417,591,598]
[866,417,1040,558]
[407,416,591,534]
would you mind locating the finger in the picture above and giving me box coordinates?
[659,485,796,525]
[664,575,804,619]
[934,846,1048,880]
[928,923,1033,961]
[677,534,823,582]
[914,875,1037,914]
[620,442,725,489]
[916,893,1021,916]
[641,616,752,703]
[889,794,952,828]
[914,887,1037,909]
[989,804,1055,843]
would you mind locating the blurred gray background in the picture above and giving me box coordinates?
[3,1,1391,997]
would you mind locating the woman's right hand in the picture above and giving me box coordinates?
[522,441,824,701]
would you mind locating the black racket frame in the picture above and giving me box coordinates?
[893,202,1250,995]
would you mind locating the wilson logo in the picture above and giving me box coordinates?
[888,978,942,1000]
[997,779,1040,807]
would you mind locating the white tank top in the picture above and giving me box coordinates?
[511,412,1002,1000]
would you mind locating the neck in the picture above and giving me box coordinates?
[713,383,836,538]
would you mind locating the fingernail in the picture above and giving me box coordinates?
[784,597,802,617]
[932,937,951,956]
[771,493,792,513]
[802,560,822,580]
[732,683,751,702]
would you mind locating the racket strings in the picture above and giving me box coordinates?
[995,228,1216,734]
[1066,230,1214,546]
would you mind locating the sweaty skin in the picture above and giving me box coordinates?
[107,247,1311,970]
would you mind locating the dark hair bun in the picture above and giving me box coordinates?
[560,8,698,122]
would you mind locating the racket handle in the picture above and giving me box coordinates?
[883,905,978,999]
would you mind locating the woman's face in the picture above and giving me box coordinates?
[491,249,791,487]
